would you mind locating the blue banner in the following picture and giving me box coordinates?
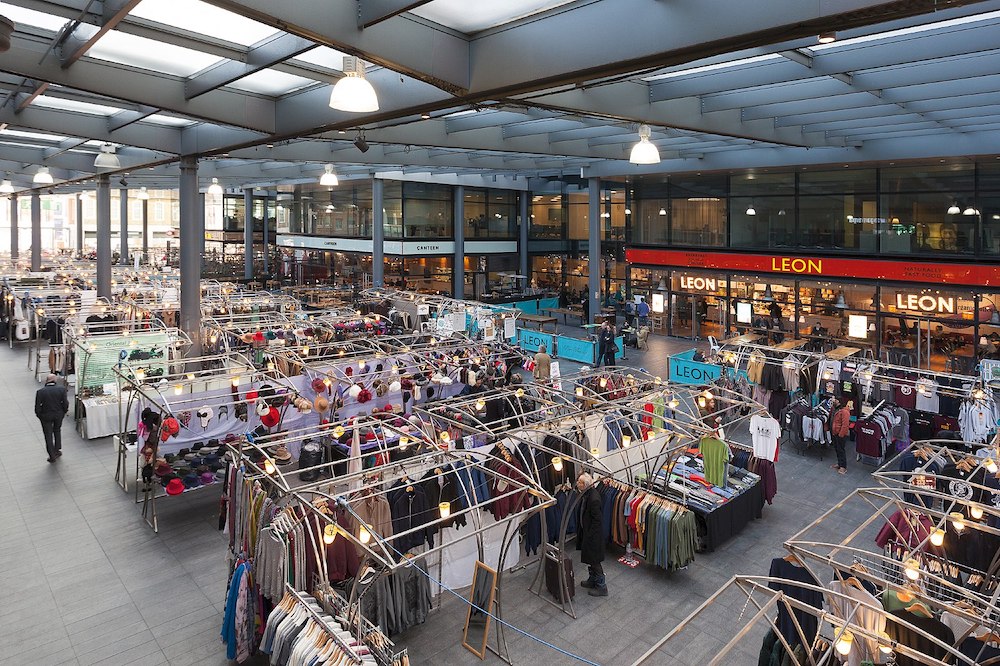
[615,336,626,360]
[555,335,596,364]
[538,297,560,311]
[514,299,538,315]
[668,350,751,385]
[517,328,554,354]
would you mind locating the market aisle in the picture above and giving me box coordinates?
[0,346,233,666]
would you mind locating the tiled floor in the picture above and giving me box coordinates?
[0,331,878,666]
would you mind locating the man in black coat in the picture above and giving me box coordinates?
[597,321,616,367]
[35,373,69,462]
[576,472,607,596]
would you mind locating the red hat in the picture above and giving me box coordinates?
[311,378,327,393]
[165,478,185,496]
[245,390,259,401]
[253,330,264,342]
[345,366,353,377]
[164,417,180,435]
[357,388,372,403]
[261,407,280,428]
[160,429,170,442]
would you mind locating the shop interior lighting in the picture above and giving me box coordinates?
[658,207,667,216]
[950,511,966,531]
[762,285,774,302]
[323,524,338,544]
[970,505,984,520]
[329,56,379,112]
[903,558,921,580]
[963,206,980,216]
[986,458,998,474]
[621,435,631,448]
[207,178,223,195]
[93,143,121,169]
[358,525,371,544]
[817,31,837,44]
[835,631,853,655]
[834,292,848,309]
[438,502,451,519]
[930,528,945,547]
[136,186,149,200]
[319,164,339,186]
[629,124,660,165]
[33,166,53,184]
[551,456,563,472]
[947,202,961,215]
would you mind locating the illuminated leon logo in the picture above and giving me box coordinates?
[895,293,955,314]
[771,257,823,274]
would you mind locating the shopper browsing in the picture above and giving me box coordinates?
[35,373,68,463]
[576,472,607,596]
[831,398,852,475]
[533,344,552,381]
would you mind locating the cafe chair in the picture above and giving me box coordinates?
[707,335,721,356]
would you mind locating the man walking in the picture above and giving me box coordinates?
[576,472,607,596]
[35,374,68,462]
[831,398,852,475]
[533,344,552,382]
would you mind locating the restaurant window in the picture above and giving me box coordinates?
[798,194,877,252]
[634,183,669,245]
[880,192,976,255]
[730,197,795,249]
[402,182,452,239]
[879,287,977,373]
[386,256,453,295]
[667,270,727,339]
[798,281,877,351]
[567,191,589,240]
[463,188,517,240]
[530,193,564,239]
[383,181,403,239]
[729,275,796,341]
[531,255,564,291]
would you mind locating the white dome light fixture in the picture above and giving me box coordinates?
[208,178,223,195]
[947,201,961,215]
[629,124,660,165]
[746,203,757,216]
[93,143,121,169]
[329,56,379,113]
[963,205,979,216]
[136,186,149,200]
[33,166,54,184]
[0,175,13,194]
[319,164,339,187]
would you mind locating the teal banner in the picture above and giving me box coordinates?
[517,328,553,354]
[555,335,596,364]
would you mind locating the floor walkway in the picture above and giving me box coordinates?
[0,332,877,665]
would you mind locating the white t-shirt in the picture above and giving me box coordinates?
[914,378,940,412]
[749,414,781,462]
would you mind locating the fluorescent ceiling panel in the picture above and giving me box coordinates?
[88,31,222,76]
[143,114,197,127]
[410,0,577,33]
[32,95,123,115]
[130,0,279,46]
[227,69,316,96]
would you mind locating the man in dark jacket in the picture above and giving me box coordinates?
[35,374,69,462]
[597,321,616,367]
[576,472,607,596]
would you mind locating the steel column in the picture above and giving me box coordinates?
[141,198,148,262]
[9,196,17,263]
[96,175,111,297]
[198,192,206,269]
[119,187,129,264]
[75,193,83,256]
[453,185,464,299]
[519,192,528,280]
[372,178,384,288]
[179,156,202,356]
[588,178,601,324]
[30,191,41,271]
[262,193,269,281]
[243,188,253,281]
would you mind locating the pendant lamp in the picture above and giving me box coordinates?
[207,178,223,195]
[329,56,379,113]
[964,206,979,216]
[947,202,961,215]
[136,187,149,200]
[762,285,774,302]
[746,202,757,216]
[629,124,660,165]
[834,292,847,309]
[93,144,121,169]
[992,310,1000,325]
[33,167,53,185]
[0,176,13,194]
[319,164,339,187]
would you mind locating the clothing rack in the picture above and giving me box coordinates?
[313,583,408,666]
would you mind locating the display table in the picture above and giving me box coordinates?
[691,479,764,551]
[79,396,121,439]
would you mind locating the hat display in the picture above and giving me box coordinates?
[182,473,201,489]
[313,395,330,413]
[273,445,293,465]
[178,411,192,428]
[165,478,185,495]
[347,384,362,399]
[261,407,280,429]
[235,403,248,421]
[255,399,270,417]
[163,416,180,436]
[200,471,216,485]
[196,406,214,429]
[311,377,327,393]
[154,460,172,477]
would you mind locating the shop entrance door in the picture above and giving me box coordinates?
[880,316,972,372]
[692,295,726,341]
[670,294,695,338]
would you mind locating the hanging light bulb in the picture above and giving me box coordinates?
[263,459,275,475]
[590,446,600,457]
[878,632,894,656]
[930,528,945,547]
[703,389,714,400]
[551,456,563,472]
[515,388,524,398]
[0,178,13,194]
[950,512,966,531]
[658,207,667,216]
[654,376,662,384]
[622,435,632,448]
[398,436,409,450]
[207,178,223,195]
[301,345,309,356]
[646,430,655,442]
[970,505,984,520]
[438,502,451,519]
[359,525,371,544]
[697,396,707,408]
[173,384,182,395]
[599,377,608,388]
[33,166,54,184]
[319,164,339,186]
[136,186,149,201]
[986,458,998,474]
[745,202,757,216]
[575,386,584,397]
[231,375,241,387]
[134,368,146,382]
[332,425,345,438]
[439,430,451,443]
[904,558,921,580]
[329,56,379,112]
[835,631,854,656]
[323,524,338,544]
[93,143,121,169]
[668,398,679,409]
[474,398,486,412]
[963,205,979,216]
[629,124,660,165]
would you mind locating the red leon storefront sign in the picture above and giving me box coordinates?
[625,249,1000,287]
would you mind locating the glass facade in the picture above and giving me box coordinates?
[462,188,518,239]
[385,256,453,295]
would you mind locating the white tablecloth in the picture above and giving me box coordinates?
[81,397,120,439]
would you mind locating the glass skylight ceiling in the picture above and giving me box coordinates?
[32,95,124,116]
[294,47,351,72]
[130,0,279,46]
[144,114,197,127]
[0,4,68,31]
[88,30,222,77]
[228,69,317,96]
[410,0,578,33]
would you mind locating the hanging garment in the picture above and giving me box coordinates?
[699,436,730,488]
[767,558,823,650]
[749,414,781,462]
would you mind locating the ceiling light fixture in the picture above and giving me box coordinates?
[947,202,961,215]
[658,207,667,216]
[329,56,379,113]
[818,31,837,44]
[136,186,149,200]
[746,202,757,216]
[93,143,121,169]
[33,166,53,185]
[320,164,339,186]
[963,205,979,216]
[354,132,369,153]
[629,124,660,165]
[208,178,223,195]
[0,175,13,194]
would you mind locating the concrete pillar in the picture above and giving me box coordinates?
[119,187,129,264]
[96,176,112,297]
[75,193,83,256]
[179,157,202,356]
[588,178,601,324]
[372,178,384,287]
[9,195,18,262]
[453,185,464,299]
[30,191,41,271]
[518,191,529,280]
[141,199,148,263]
[243,188,253,281]
[262,194,270,279]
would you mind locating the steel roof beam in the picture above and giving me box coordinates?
[0,104,181,153]
[184,32,317,99]
[107,105,159,131]
[58,0,144,68]
[357,0,435,29]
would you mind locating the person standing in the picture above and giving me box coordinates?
[831,398,852,475]
[576,472,607,596]
[636,298,651,329]
[35,373,69,463]
[597,321,616,367]
[533,344,552,382]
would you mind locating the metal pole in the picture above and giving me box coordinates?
[9,195,18,263]
[141,198,148,263]
[372,177,384,287]
[453,185,464,299]
[243,187,253,282]
[96,175,111,297]
[261,193,269,281]
[518,191,528,281]
[30,190,41,271]
[179,156,202,356]
[119,187,129,264]
[587,178,601,323]
[75,193,83,257]
[198,192,206,272]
